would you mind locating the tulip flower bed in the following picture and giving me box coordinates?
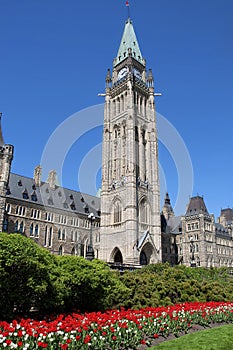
[0,302,233,349]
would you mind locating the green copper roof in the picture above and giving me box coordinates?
[114,18,145,67]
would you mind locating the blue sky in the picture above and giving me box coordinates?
[0,0,233,217]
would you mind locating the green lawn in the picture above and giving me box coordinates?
[149,324,233,350]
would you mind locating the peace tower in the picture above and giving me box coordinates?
[99,18,161,265]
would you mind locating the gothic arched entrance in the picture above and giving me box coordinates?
[140,251,148,265]
[139,242,154,265]
[111,247,123,264]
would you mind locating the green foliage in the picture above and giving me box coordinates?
[117,264,233,309]
[0,232,233,320]
[0,232,58,320]
[53,256,130,313]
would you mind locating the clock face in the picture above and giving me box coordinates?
[133,68,141,79]
[118,67,128,80]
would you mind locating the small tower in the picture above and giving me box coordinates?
[34,165,42,187]
[47,170,58,190]
[0,113,14,231]
[162,193,174,221]
[180,196,216,267]
[100,18,161,266]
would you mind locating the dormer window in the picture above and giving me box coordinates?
[70,194,74,200]
[48,197,54,205]
[70,201,76,210]
[18,180,22,186]
[31,191,37,202]
[83,204,89,213]
[32,183,36,190]
[6,187,11,195]
[22,189,29,199]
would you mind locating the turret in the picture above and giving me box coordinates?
[162,192,174,220]
[0,113,14,231]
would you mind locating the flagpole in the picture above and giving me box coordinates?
[126,1,130,19]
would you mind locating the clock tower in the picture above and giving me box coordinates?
[100,18,161,266]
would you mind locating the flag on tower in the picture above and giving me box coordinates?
[126,1,129,6]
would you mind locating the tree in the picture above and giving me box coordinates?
[0,232,57,320]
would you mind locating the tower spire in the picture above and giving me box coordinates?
[114,16,145,68]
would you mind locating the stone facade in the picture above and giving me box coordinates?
[100,19,161,266]
[2,171,101,259]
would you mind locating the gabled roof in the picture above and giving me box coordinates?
[6,173,100,218]
[186,196,209,216]
[114,18,145,68]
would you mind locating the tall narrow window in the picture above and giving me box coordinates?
[19,221,24,233]
[35,224,39,237]
[140,199,147,224]
[58,229,61,240]
[14,220,18,232]
[58,246,63,256]
[30,224,34,236]
[49,227,53,246]
[114,200,122,224]
[44,226,48,246]
[3,218,8,232]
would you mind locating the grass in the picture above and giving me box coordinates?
[148,324,233,350]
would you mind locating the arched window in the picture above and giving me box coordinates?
[62,229,66,241]
[71,231,74,242]
[140,199,149,226]
[71,247,75,256]
[113,200,122,224]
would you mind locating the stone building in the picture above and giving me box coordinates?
[162,195,233,268]
[0,120,101,258]
[0,17,232,268]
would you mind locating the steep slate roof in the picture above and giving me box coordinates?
[220,208,233,223]
[167,216,182,234]
[185,196,209,216]
[7,173,100,217]
[114,18,145,67]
